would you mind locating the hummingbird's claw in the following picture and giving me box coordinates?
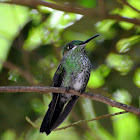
[65,87,71,93]
[78,89,84,94]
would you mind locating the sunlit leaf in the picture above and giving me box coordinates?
[98,64,111,77]
[0,5,29,37]
[23,27,43,51]
[116,35,140,53]
[133,68,140,88]
[113,89,132,104]
[96,20,116,39]
[23,9,83,51]
[1,130,16,140]
[78,0,97,8]
[0,5,29,70]
[128,0,140,10]
[88,65,110,88]
[48,11,82,29]
[8,71,20,82]
[0,38,11,71]
[30,9,42,25]
[106,53,133,75]
[120,3,140,18]
[119,22,134,30]
[113,113,139,140]
[112,0,140,30]
[88,70,105,88]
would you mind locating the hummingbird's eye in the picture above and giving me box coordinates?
[67,45,73,50]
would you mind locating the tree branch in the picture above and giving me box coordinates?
[0,0,140,25]
[0,0,98,15]
[0,86,140,115]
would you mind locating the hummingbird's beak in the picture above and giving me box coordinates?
[80,34,99,45]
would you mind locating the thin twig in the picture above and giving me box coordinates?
[120,0,140,14]
[54,111,127,131]
[25,111,127,131]
[25,116,40,129]
[0,86,140,115]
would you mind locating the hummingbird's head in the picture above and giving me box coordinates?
[63,35,99,56]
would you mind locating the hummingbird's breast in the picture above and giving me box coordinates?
[61,52,92,99]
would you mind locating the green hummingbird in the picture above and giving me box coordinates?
[40,35,99,135]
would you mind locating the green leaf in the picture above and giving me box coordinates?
[0,5,29,70]
[0,38,11,71]
[113,113,139,140]
[8,71,20,82]
[133,68,140,88]
[1,130,16,140]
[78,0,97,8]
[106,53,133,75]
[111,0,140,30]
[96,20,116,39]
[116,35,140,53]
[113,89,132,104]
[88,70,105,88]
[88,65,110,88]
[23,9,83,51]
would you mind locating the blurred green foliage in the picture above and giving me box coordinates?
[0,0,140,140]
[106,53,133,75]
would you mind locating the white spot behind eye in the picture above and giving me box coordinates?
[72,46,76,51]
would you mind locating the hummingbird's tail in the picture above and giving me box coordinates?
[40,93,79,135]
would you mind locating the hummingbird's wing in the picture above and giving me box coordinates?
[40,62,79,135]
[40,63,65,135]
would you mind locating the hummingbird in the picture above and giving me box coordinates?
[40,35,99,135]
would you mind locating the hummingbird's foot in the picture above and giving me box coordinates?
[65,87,71,93]
[78,89,84,94]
